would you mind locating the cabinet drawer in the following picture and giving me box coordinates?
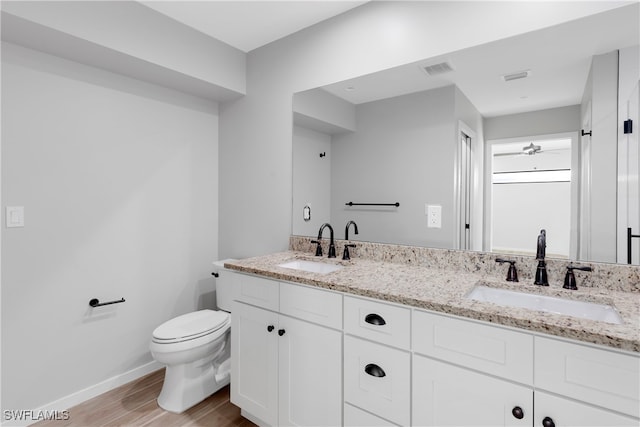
[344,296,410,349]
[535,391,639,426]
[235,273,279,311]
[344,336,410,426]
[535,337,640,418]
[413,309,533,385]
[344,403,399,427]
[279,282,342,329]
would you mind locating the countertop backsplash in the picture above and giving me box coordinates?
[289,235,640,293]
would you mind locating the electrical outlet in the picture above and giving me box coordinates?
[427,205,441,228]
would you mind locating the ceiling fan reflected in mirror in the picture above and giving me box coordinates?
[494,142,563,157]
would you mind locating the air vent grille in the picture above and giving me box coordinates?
[422,61,454,76]
[502,70,531,82]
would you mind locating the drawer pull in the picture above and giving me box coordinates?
[364,363,386,378]
[542,417,555,427]
[365,313,386,326]
[511,406,524,419]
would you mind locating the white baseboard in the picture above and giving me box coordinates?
[2,361,163,427]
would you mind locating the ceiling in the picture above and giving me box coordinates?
[140,1,638,117]
[141,1,368,53]
[320,3,639,117]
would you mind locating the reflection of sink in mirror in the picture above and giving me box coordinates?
[278,260,343,275]
[466,285,622,324]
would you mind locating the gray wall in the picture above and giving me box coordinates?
[483,105,580,140]
[2,43,219,412]
[330,87,458,248]
[292,126,332,237]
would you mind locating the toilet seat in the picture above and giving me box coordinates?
[152,309,230,344]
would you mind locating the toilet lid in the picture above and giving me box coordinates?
[152,309,229,343]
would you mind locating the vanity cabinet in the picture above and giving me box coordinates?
[412,309,639,427]
[343,296,411,426]
[230,273,342,427]
[227,267,639,427]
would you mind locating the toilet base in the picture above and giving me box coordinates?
[157,356,230,413]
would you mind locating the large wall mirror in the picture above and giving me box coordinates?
[292,4,639,265]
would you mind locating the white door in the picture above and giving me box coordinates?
[413,355,532,426]
[231,301,279,426]
[278,315,342,426]
[535,391,639,426]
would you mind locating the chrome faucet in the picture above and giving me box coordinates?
[534,229,548,286]
[312,223,336,258]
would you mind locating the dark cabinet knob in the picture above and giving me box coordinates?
[542,417,555,427]
[278,329,286,336]
[512,406,524,419]
[365,313,386,326]
[267,325,274,332]
[364,363,386,377]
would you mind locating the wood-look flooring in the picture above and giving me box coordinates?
[34,369,257,427]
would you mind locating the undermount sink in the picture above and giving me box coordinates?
[466,285,622,324]
[278,260,343,275]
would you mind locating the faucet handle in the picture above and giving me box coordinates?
[310,240,323,257]
[495,258,519,282]
[342,244,356,261]
[563,264,592,290]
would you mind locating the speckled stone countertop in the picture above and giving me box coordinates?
[225,250,640,353]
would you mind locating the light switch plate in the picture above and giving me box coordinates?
[6,206,24,228]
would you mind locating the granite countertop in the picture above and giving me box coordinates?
[225,251,640,353]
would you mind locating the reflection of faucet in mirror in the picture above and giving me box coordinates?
[345,220,359,240]
[312,223,336,258]
[534,229,549,286]
[343,221,359,260]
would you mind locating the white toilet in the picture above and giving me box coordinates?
[149,260,235,413]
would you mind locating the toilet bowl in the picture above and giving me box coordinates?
[149,260,236,413]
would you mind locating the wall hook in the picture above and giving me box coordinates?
[581,129,592,137]
[319,152,326,158]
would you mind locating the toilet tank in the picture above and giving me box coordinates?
[212,259,238,312]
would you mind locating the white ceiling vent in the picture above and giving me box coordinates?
[421,61,455,76]
[502,70,531,82]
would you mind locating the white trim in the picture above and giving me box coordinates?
[454,120,477,251]
[2,361,163,427]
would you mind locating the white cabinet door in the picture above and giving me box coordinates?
[231,301,279,426]
[278,315,342,426]
[535,391,639,427]
[413,355,532,427]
